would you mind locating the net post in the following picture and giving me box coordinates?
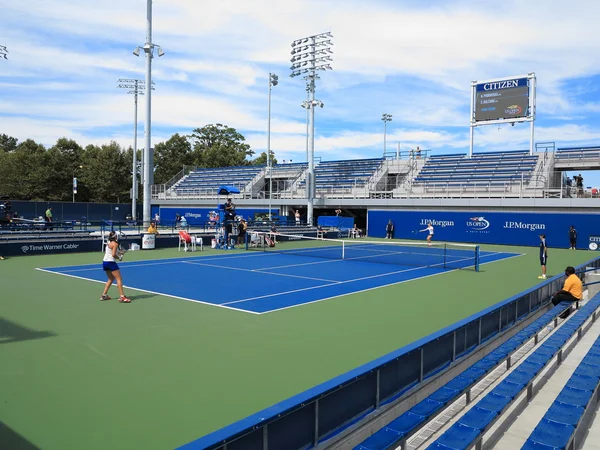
[443,243,447,270]
[475,245,480,272]
[342,240,345,259]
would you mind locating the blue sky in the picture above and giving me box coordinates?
[1,0,600,187]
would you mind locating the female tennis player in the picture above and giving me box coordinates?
[100,231,130,303]
[419,222,434,246]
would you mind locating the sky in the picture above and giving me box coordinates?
[1,0,600,187]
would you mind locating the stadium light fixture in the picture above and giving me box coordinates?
[132,0,165,227]
[381,113,392,155]
[118,78,155,221]
[290,31,333,226]
[0,45,8,60]
[72,165,83,203]
[267,73,278,223]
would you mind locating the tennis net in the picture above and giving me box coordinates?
[246,232,480,271]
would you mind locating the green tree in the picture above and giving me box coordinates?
[189,124,254,168]
[8,139,48,200]
[251,150,276,166]
[81,141,130,203]
[0,134,18,152]
[153,133,193,184]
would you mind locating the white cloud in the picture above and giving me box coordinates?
[0,0,599,176]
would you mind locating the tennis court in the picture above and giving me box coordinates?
[2,241,594,450]
[37,237,520,314]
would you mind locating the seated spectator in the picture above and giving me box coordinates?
[270,224,278,243]
[147,222,159,234]
[552,266,583,318]
[352,223,363,238]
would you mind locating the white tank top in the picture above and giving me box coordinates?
[103,241,116,262]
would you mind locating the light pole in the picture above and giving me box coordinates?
[382,113,392,156]
[290,32,333,226]
[0,45,7,60]
[267,73,278,222]
[118,79,154,221]
[133,0,165,227]
[72,165,83,203]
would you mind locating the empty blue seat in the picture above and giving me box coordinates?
[556,386,592,407]
[477,392,512,412]
[517,361,545,376]
[473,358,497,372]
[493,380,524,399]
[412,399,443,417]
[429,387,460,403]
[574,363,600,378]
[428,423,479,450]
[582,353,600,366]
[526,352,553,366]
[521,440,560,449]
[458,407,498,430]
[355,427,403,450]
[527,419,574,449]
[506,369,535,386]
[567,374,598,391]
[387,411,425,433]
[446,376,473,392]
[544,402,584,426]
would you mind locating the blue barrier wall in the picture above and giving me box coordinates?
[318,216,354,229]
[9,200,141,222]
[368,210,600,250]
[176,256,600,450]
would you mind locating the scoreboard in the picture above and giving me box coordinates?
[474,77,529,122]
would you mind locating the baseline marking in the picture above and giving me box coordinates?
[34,268,261,315]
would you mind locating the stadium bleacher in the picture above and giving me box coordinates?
[413,150,538,187]
[424,293,600,450]
[298,158,384,190]
[173,165,264,196]
[353,301,575,450]
[554,146,600,163]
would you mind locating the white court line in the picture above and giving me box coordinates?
[221,265,428,305]
[222,250,516,306]
[34,267,261,315]
[39,251,261,271]
[181,260,340,283]
[51,260,184,273]
[254,252,525,314]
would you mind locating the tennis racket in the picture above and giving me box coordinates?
[118,237,130,261]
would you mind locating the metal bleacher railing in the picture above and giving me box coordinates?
[175,258,600,450]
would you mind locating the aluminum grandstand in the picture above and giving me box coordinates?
[152,145,600,201]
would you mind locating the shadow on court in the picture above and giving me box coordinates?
[0,318,57,345]
[0,422,42,450]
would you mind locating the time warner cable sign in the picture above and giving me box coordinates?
[475,77,529,122]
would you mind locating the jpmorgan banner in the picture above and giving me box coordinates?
[368,210,600,250]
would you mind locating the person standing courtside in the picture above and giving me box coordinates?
[386,219,394,239]
[569,225,577,250]
[538,234,548,279]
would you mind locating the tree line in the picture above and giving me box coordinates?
[0,124,276,202]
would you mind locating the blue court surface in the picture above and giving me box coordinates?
[38,248,521,314]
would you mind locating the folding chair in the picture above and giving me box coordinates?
[178,230,196,252]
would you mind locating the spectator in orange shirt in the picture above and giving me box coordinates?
[552,266,583,318]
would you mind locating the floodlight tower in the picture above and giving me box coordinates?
[291,32,333,226]
[133,0,165,227]
[117,79,154,221]
[0,45,8,60]
[267,73,278,222]
[381,113,392,156]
